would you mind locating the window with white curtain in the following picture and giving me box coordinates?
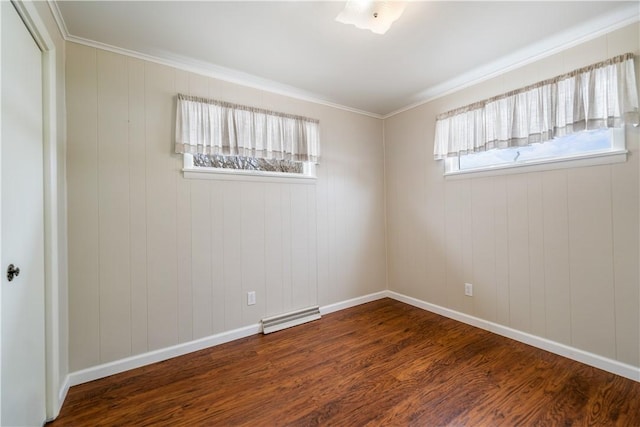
[175,94,320,180]
[434,53,639,176]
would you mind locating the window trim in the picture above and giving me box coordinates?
[182,153,317,184]
[443,128,627,179]
[444,149,627,180]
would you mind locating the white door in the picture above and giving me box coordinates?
[1,1,47,426]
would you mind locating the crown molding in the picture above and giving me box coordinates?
[47,1,382,119]
[67,34,384,119]
[47,0,639,121]
[47,0,68,39]
[383,4,640,119]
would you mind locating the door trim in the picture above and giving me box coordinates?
[9,0,65,420]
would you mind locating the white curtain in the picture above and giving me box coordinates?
[434,53,639,159]
[175,94,320,163]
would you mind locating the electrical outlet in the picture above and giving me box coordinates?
[464,283,473,297]
[247,291,256,306]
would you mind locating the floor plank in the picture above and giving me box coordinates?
[49,299,640,426]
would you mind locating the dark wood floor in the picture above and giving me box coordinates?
[49,299,640,426]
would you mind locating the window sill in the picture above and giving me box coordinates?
[444,149,628,180]
[182,167,317,184]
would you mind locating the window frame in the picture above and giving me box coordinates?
[443,128,627,179]
[182,153,317,184]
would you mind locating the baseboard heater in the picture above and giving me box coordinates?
[261,306,321,334]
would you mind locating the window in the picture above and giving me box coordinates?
[434,53,638,177]
[193,153,304,174]
[175,94,319,181]
[445,127,625,176]
[182,152,316,181]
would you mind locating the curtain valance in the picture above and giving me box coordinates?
[434,53,639,159]
[175,94,320,162]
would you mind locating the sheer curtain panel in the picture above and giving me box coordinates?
[434,53,639,159]
[175,94,320,163]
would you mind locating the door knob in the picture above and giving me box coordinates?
[7,264,20,282]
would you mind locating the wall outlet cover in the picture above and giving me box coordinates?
[464,283,473,297]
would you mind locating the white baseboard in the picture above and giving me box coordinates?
[46,375,70,422]
[319,290,388,315]
[66,288,638,391]
[67,292,388,388]
[387,290,640,383]
[68,323,261,387]
[58,375,70,411]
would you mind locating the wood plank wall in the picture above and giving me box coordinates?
[66,43,387,372]
[66,24,640,375]
[384,23,640,368]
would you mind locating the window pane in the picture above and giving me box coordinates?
[458,128,612,171]
[193,154,304,174]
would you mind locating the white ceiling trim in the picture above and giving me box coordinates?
[48,1,639,121]
[46,1,382,119]
[383,3,640,119]
[47,0,68,41]
[74,34,389,117]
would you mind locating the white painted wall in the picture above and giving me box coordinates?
[66,21,640,378]
[65,43,387,372]
[384,23,640,368]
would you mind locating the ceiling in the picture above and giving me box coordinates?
[53,1,639,117]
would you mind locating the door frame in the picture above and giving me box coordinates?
[2,0,65,420]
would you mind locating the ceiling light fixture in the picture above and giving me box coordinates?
[336,0,406,35]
